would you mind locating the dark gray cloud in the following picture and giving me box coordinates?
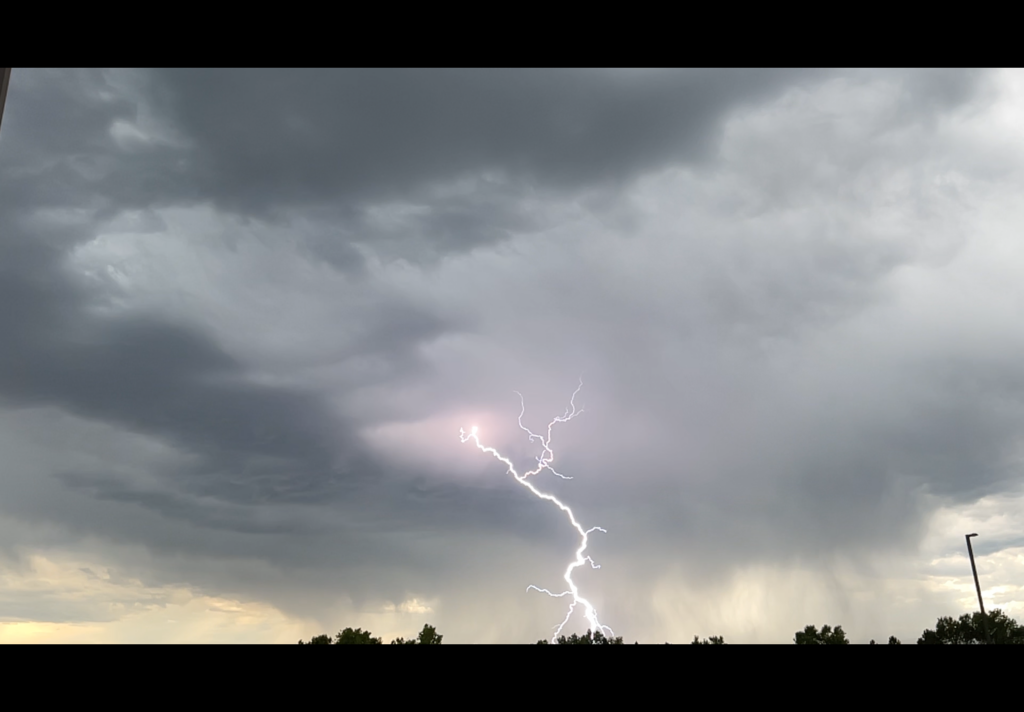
[99,68,845,270]
[0,235,380,506]
[53,469,324,534]
[0,70,453,517]
[145,69,818,208]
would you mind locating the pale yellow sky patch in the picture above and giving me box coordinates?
[0,552,313,644]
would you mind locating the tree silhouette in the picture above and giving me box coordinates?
[537,629,624,644]
[334,627,382,644]
[298,634,334,645]
[794,624,849,644]
[415,624,443,645]
[289,614,1023,645]
[333,627,382,644]
[301,624,445,644]
[917,609,1024,644]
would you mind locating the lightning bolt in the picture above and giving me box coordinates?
[460,378,613,643]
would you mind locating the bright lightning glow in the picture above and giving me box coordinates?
[460,379,613,643]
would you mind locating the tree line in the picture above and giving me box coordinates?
[794,608,1023,644]
[299,608,1024,644]
[298,624,443,644]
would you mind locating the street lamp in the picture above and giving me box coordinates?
[965,533,992,644]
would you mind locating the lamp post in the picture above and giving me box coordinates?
[965,533,992,644]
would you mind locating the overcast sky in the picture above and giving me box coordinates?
[1,68,1023,644]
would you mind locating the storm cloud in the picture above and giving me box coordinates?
[1,67,1022,644]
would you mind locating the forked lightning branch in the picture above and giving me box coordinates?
[460,379,614,642]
